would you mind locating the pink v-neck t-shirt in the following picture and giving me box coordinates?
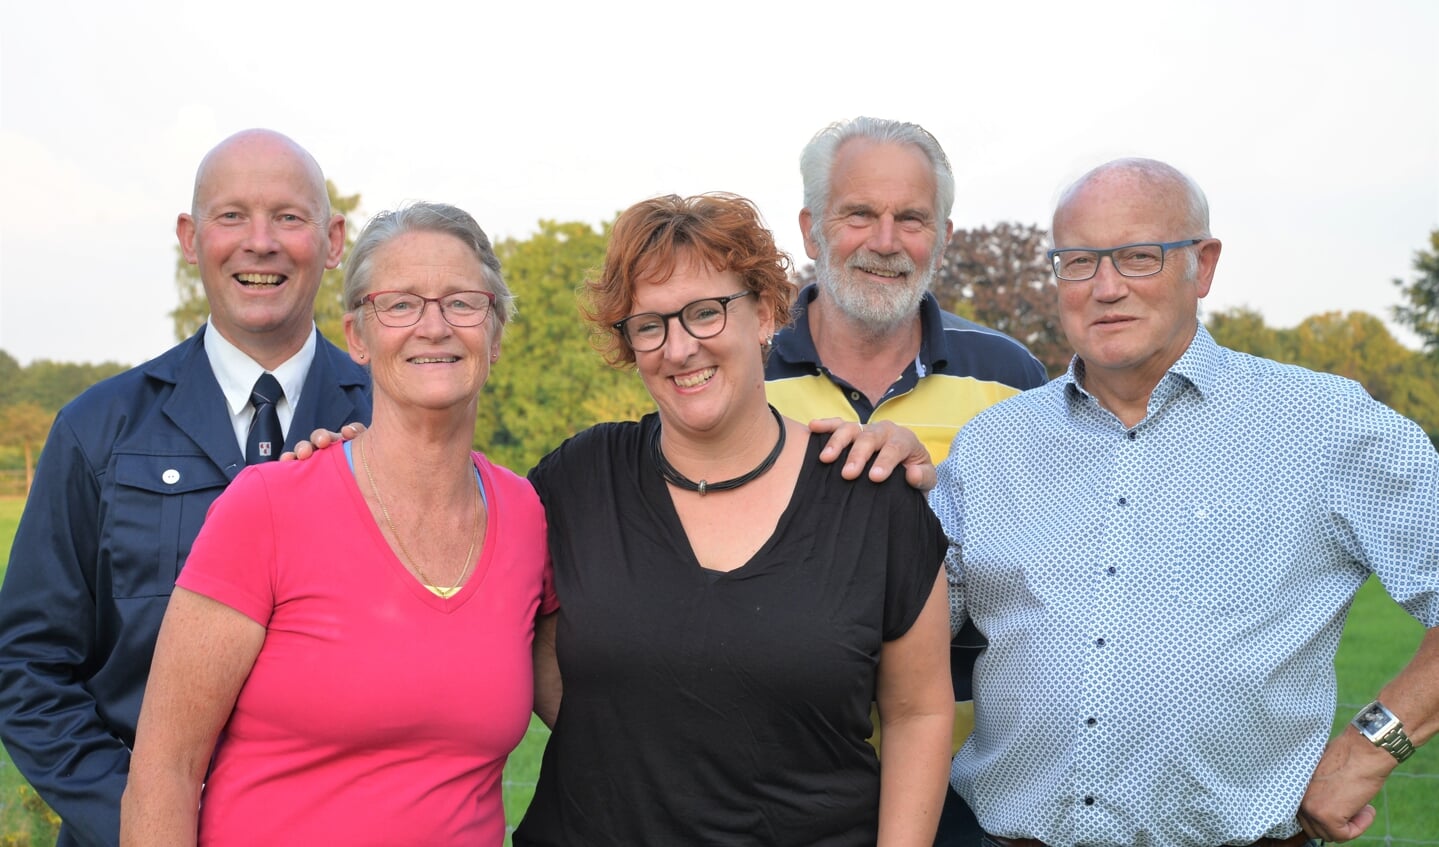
[176,444,555,846]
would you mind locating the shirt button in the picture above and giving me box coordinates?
[1085,717,1097,726]
[1126,431,1137,440]
[1095,637,1106,647]
[1106,566,1117,575]
[849,391,861,401]
[1117,496,1127,505]
[1083,795,1095,806]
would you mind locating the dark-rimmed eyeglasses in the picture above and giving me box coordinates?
[1046,239,1204,281]
[359,290,496,328]
[613,291,754,353]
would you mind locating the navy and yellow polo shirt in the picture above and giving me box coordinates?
[766,284,1050,464]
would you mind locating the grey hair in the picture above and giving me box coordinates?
[343,202,514,326]
[799,116,956,244]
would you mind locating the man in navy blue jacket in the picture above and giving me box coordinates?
[0,129,372,847]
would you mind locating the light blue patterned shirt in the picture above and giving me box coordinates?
[929,325,1439,847]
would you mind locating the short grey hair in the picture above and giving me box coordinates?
[799,116,955,243]
[343,202,514,326]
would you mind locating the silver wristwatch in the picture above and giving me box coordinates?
[1351,700,1416,763]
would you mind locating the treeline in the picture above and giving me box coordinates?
[0,353,130,494]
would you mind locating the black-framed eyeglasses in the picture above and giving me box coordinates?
[1046,239,1204,281]
[613,291,754,353]
[359,290,496,328]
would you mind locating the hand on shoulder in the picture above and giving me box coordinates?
[280,422,366,462]
[808,418,935,491]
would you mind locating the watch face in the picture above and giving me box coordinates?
[1353,701,1414,762]
[1356,703,1392,735]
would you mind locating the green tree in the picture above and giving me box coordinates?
[11,360,128,412]
[1291,311,1439,445]
[476,220,652,473]
[0,348,20,405]
[0,350,21,406]
[1206,306,1285,360]
[1392,229,1439,358]
[1389,354,1439,449]
[1289,311,1413,403]
[171,181,362,347]
[0,358,127,493]
[0,402,55,494]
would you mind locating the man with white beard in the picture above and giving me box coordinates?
[765,116,1049,846]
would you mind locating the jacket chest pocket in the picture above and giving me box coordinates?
[105,454,232,598]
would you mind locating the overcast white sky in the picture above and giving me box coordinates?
[1,0,1435,366]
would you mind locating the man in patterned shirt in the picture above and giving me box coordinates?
[766,117,1050,845]
[929,157,1439,846]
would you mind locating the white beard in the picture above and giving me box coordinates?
[814,238,937,334]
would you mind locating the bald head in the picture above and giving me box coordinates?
[177,128,345,368]
[1055,158,1210,240]
[191,129,330,219]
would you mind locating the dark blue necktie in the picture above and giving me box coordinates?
[246,373,284,464]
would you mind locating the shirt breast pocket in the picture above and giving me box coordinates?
[107,454,231,598]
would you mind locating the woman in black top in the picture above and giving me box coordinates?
[515,193,952,846]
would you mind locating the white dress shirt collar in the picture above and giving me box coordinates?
[203,323,318,454]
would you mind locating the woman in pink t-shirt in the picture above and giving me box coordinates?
[121,203,556,846]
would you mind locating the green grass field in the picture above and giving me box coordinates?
[1,495,1435,845]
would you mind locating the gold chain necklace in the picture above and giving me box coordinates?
[358,438,479,599]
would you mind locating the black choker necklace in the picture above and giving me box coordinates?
[651,405,786,496]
